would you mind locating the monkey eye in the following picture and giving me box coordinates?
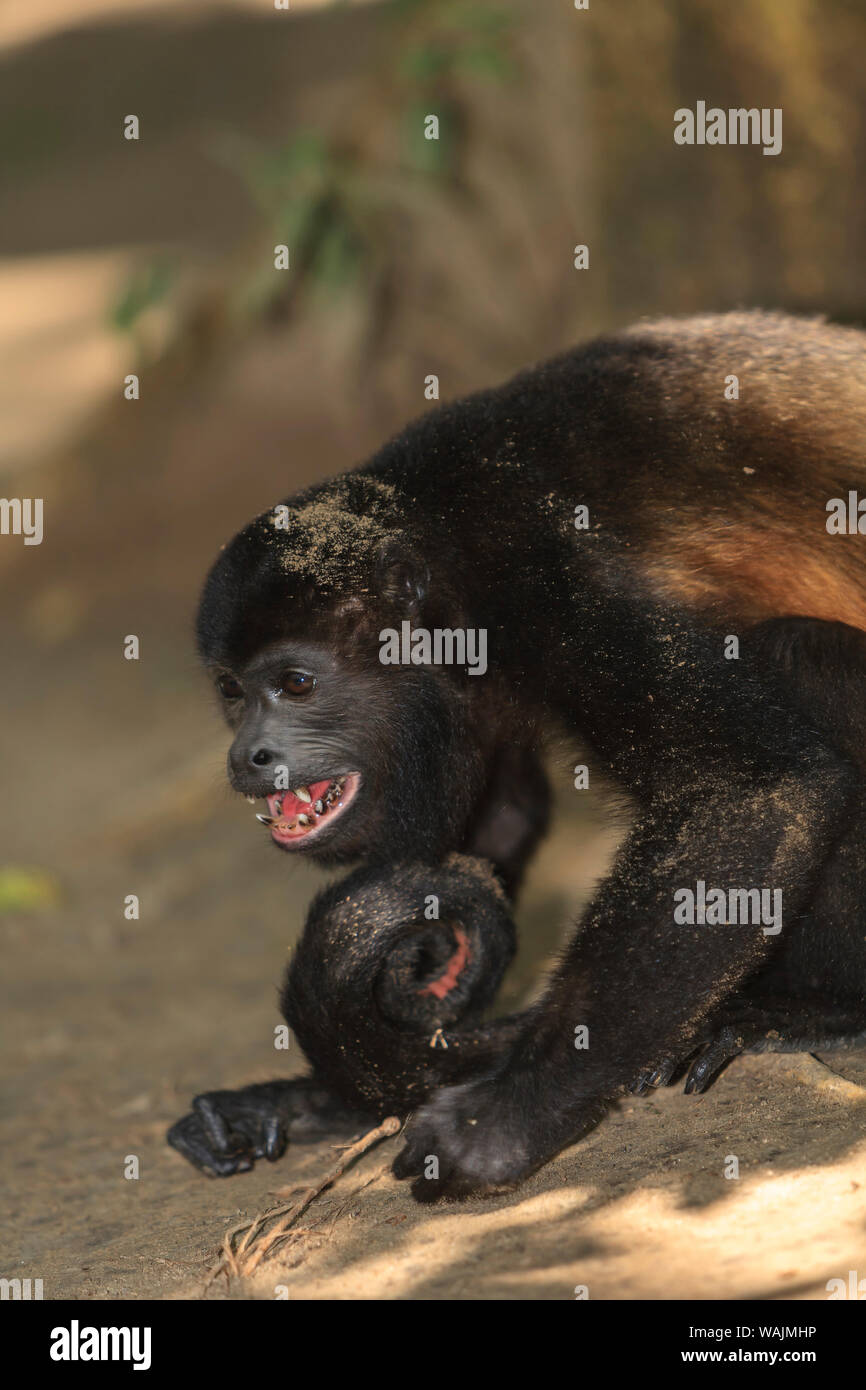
[279,670,317,698]
[217,673,244,700]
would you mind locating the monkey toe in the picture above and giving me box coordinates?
[683,1027,747,1094]
[631,1056,680,1095]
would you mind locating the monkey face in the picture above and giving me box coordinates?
[208,633,485,866]
[197,479,492,865]
[212,638,376,861]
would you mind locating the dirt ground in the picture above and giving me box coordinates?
[4,0,866,1304]
[0,303,865,1305]
[4,550,866,1301]
[7,759,866,1302]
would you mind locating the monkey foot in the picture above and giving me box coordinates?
[632,1017,790,1096]
[631,1004,866,1098]
[167,1077,373,1177]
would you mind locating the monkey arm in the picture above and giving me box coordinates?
[464,742,551,897]
[167,1077,375,1177]
[393,755,856,1198]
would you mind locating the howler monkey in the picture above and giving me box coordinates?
[168,311,866,1199]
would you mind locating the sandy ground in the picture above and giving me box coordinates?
[0,297,865,1305]
[0,298,863,1303]
[4,603,866,1301]
[3,1,866,1301]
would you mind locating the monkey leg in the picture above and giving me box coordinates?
[391,755,856,1200]
[390,602,866,1198]
[626,617,866,1097]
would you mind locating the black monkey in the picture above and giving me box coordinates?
[169,311,866,1198]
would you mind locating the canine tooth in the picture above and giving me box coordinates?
[245,796,256,805]
[297,813,310,825]
[256,814,274,826]
[314,800,324,814]
[294,786,312,803]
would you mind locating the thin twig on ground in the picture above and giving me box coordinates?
[200,1114,402,1291]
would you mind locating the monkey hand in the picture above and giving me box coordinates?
[167,1078,372,1177]
[392,1068,606,1200]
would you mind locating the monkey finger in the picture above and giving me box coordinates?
[167,1113,254,1176]
[191,1094,235,1154]
[683,1028,746,1094]
[262,1113,286,1161]
[391,1147,421,1181]
[648,1057,679,1088]
[391,1129,431,1180]
[630,1055,678,1094]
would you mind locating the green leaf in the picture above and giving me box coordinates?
[0,867,60,914]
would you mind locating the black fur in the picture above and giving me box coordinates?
[169,312,866,1198]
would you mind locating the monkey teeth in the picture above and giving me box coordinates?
[254,776,355,845]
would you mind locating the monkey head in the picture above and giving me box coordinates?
[197,475,494,867]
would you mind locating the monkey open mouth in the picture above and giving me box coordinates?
[255,774,361,847]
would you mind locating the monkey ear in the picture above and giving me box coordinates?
[376,543,429,615]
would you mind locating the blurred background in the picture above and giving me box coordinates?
[4,0,866,1300]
